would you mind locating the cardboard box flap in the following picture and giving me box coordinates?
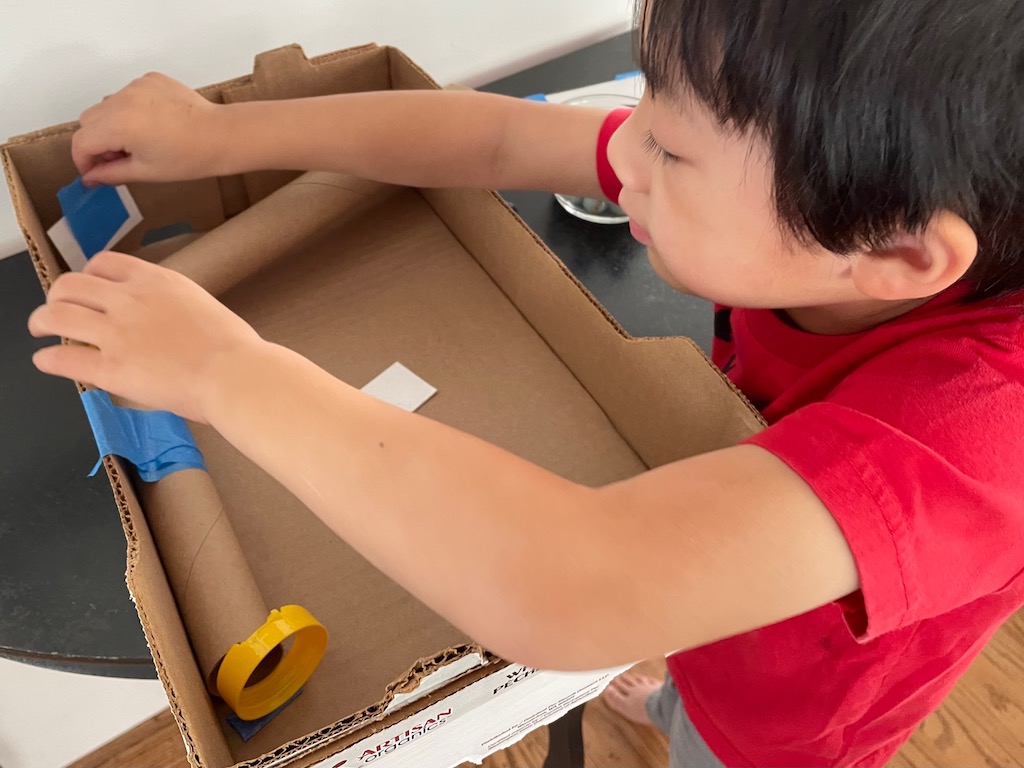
[386,47,444,92]
[251,44,390,101]
[421,186,766,469]
[1,148,60,288]
[218,44,394,204]
[218,44,387,106]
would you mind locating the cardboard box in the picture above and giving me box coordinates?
[2,43,764,768]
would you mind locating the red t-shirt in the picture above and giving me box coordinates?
[596,110,1024,766]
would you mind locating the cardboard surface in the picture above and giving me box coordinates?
[2,43,765,768]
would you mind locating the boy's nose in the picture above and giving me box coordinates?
[607,111,650,197]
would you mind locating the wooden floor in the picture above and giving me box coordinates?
[70,614,1024,768]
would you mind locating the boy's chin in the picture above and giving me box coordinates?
[646,247,695,296]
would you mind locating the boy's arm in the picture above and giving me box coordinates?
[74,74,608,198]
[29,252,860,672]
[203,342,859,672]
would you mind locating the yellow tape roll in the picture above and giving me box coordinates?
[216,605,328,721]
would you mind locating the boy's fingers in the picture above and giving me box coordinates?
[27,303,108,348]
[71,127,106,176]
[72,122,131,181]
[32,343,104,387]
[83,250,144,281]
[81,156,136,187]
[71,145,97,178]
[46,272,116,311]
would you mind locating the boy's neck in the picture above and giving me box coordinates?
[781,296,933,335]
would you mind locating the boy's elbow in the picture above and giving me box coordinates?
[476,576,640,672]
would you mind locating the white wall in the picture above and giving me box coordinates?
[1,0,633,258]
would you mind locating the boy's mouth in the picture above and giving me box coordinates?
[629,219,653,246]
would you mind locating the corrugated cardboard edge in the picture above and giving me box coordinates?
[1,145,56,289]
[237,652,507,768]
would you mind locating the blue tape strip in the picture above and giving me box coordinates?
[524,93,548,102]
[80,390,206,482]
[227,689,303,740]
[57,178,129,259]
[615,69,641,80]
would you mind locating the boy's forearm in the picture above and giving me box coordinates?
[199,339,617,669]
[215,90,607,196]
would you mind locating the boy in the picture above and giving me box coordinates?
[26,0,1024,765]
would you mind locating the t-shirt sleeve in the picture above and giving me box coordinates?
[744,332,1024,641]
[595,107,633,204]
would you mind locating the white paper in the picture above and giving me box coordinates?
[361,363,437,413]
[46,217,88,271]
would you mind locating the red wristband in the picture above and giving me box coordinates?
[596,107,633,204]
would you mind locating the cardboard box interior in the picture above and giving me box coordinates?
[2,43,764,768]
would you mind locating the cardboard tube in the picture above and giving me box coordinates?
[161,172,394,296]
[136,467,278,692]
[119,173,383,700]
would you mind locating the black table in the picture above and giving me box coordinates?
[0,29,711,762]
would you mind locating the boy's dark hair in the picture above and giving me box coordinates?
[637,0,1024,300]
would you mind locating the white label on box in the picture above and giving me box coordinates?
[306,663,630,768]
[360,363,437,413]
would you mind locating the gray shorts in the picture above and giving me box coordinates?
[646,674,725,768]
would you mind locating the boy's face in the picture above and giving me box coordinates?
[607,91,857,311]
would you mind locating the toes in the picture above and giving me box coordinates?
[602,684,625,702]
[617,672,640,688]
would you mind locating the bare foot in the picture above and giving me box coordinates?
[601,671,664,726]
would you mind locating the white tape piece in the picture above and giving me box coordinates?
[361,363,437,413]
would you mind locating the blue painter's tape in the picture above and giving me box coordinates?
[80,390,206,482]
[227,689,303,740]
[524,92,548,102]
[615,69,641,80]
[57,178,129,259]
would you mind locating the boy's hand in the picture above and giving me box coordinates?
[74,73,226,186]
[27,251,262,424]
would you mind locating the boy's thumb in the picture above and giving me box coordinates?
[82,158,135,187]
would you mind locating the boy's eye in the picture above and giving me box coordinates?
[642,130,679,164]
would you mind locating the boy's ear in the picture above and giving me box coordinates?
[851,211,979,300]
